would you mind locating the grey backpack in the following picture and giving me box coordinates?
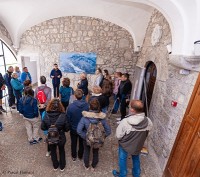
[86,120,106,149]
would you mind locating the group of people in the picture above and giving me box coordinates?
[0,66,28,113]
[0,63,153,177]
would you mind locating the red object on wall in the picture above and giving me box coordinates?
[171,101,178,107]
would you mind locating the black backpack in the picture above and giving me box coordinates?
[46,116,60,145]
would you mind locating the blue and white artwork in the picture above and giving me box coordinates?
[60,52,96,74]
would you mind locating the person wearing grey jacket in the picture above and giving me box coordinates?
[113,100,153,177]
[34,76,52,117]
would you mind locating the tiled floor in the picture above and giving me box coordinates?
[0,108,162,177]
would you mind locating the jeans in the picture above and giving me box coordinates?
[102,106,108,113]
[113,94,119,113]
[118,146,141,177]
[83,140,99,168]
[53,84,60,98]
[49,142,66,170]
[82,95,86,101]
[8,88,15,107]
[70,131,84,159]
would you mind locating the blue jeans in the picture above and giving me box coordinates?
[102,106,108,113]
[118,146,141,177]
[113,94,119,113]
[82,95,86,101]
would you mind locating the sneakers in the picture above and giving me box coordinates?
[0,107,6,113]
[60,168,65,172]
[29,140,38,145]
[11,105,16,109]
[116,118,121,121]
[72,157,76,162]
[46,151,51,157]
[53,168,58,172]
[83,164,89,170]
[37,137,43,142]
[112,170,120,177]
[111,111,117,114]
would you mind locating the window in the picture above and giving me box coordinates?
[0,39,17,75]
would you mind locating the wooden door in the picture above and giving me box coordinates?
[164,74,200,177]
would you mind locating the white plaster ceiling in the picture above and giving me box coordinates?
[0,0,199,55]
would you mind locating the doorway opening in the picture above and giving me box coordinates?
[141,61,157,115]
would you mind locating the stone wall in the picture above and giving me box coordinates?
[0,21,12,46]
[137,10,199,171]
[20,16,136,88]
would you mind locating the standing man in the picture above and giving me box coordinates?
[77,73,88,101]
[0,72,6,113]
[50,63,62,98]
[4,66,16,109]
[66,89,89,161]
[34,76,52,117]
[112,100,153,177]
[20,67,32,84]
[117,73,132,120]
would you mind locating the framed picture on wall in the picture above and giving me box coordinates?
[59,52,96,74]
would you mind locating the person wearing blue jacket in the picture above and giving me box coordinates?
[10,72,23,111]
[50,63,62,98]
[20,67,32,84]
[77,98,111,170]
[18,86,42,145]
[4,66,15,108]
[67,89,89,161]
[77,73,88,101]
[59,77,74,111]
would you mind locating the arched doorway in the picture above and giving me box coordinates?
[141,61,157,115]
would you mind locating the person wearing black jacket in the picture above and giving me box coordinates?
[66,89,89,161]
[117,73,132,120]
[41,98,69,172]
[77,73,88,100]
[4,66,16,109]
[50,64,62,98]
[0,72,6,113]
[89,86,107,112]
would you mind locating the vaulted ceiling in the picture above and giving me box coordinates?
[0,0,199,55]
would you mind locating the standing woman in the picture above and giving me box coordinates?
[77,73,88,101]
[18,86,42,145]
[41,99,69,172]
[10,72,23,111]
[59,78,74,111]
[93,68,103,87]
[77,99,111,170]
